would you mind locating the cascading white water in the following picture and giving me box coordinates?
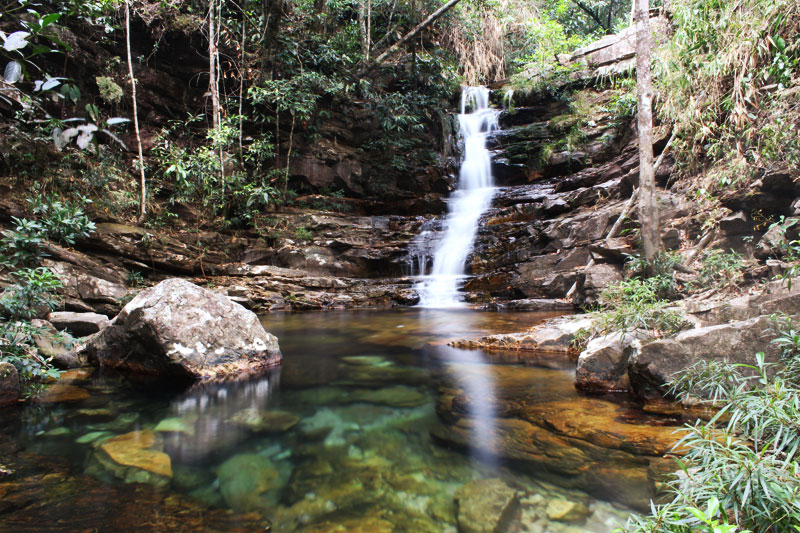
[415,86,499,308]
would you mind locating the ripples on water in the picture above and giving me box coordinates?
[0,310,675,531]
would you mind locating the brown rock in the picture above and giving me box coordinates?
[47,311,110,337]
[455,478,520,533]
[96,430,172,486]
[0,362,20,407]
[37,383,90,403]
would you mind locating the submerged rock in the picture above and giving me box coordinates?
[37,383,90,403]
[93,430,172,487]
[229,408,300,433]
[216,453,279,512]
[85,278,282,382]
[455,478,520,533]
[545,498,590,523]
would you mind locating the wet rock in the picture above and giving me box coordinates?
[575,331,650,392]
[216,453,279,512]
[85,278,281,382]
[451,315,591,353]
[229,408,300,433]
[629,315,781,400]
[0,362,20,407]
[455,478,520,533]
[94,430,173,487]
[545,498,590,523]
[47,311,110,337]
[37,383,90,403]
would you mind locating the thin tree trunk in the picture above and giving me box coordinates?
[359,0,367,59]
[359,0,462,74]
[635,0,661,265]
[366,0,371,61]
[284,113,295,195]
[208,0,220,130]
[125,0,146,221]
[238,16,245,157]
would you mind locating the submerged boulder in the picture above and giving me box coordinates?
[455,478,520,533]
[85,278,281,381]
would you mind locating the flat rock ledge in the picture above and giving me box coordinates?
[449,315,592,354]
[85,278,281,382]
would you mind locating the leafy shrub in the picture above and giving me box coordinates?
[0,267,63,320]
[696,249,745,289]
[593,276,686,338]
[619,351,800,532]
[0,321,62,393]
[29,194,96,245]
[0,217,45,267]
[295,226,313,241]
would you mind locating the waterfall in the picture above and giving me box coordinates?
[414,86,499,308]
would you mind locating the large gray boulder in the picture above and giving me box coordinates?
[85,279,281,381]
[628,316,780,400]
[575,330,650,392]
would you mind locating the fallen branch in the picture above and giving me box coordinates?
[358,0,462,76]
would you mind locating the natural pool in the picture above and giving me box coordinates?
[0,310,682,532]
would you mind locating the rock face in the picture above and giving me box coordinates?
[0,362,20,407]
[85,278,281,381]
[455,478,520,533]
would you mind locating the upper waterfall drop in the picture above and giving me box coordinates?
[415,86,499,308]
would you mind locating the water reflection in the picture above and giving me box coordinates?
[162,370,281,463]
[421,309,499,465]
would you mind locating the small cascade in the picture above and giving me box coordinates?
[414,86,499,308]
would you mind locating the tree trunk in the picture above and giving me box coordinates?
[359,0,462,75]
[125,0,146,221]
[635,0,661,265]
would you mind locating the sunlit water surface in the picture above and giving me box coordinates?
[0,310,671,531]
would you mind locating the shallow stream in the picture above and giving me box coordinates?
[0,310,680,532]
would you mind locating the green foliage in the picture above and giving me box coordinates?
[592,275,686,338]
[602,77,637,123]
[621,351,800,532]
[657,0,800,188]
[0,217,45,267]
[0,320,62,393]
[29,194,96,245]
[696,249,745,289]
[0,267,62,320]
[294,226,313,241]
[96,76,123,104]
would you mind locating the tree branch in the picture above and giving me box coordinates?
[358,0,462,76]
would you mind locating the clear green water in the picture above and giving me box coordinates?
[0,310,675,532]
